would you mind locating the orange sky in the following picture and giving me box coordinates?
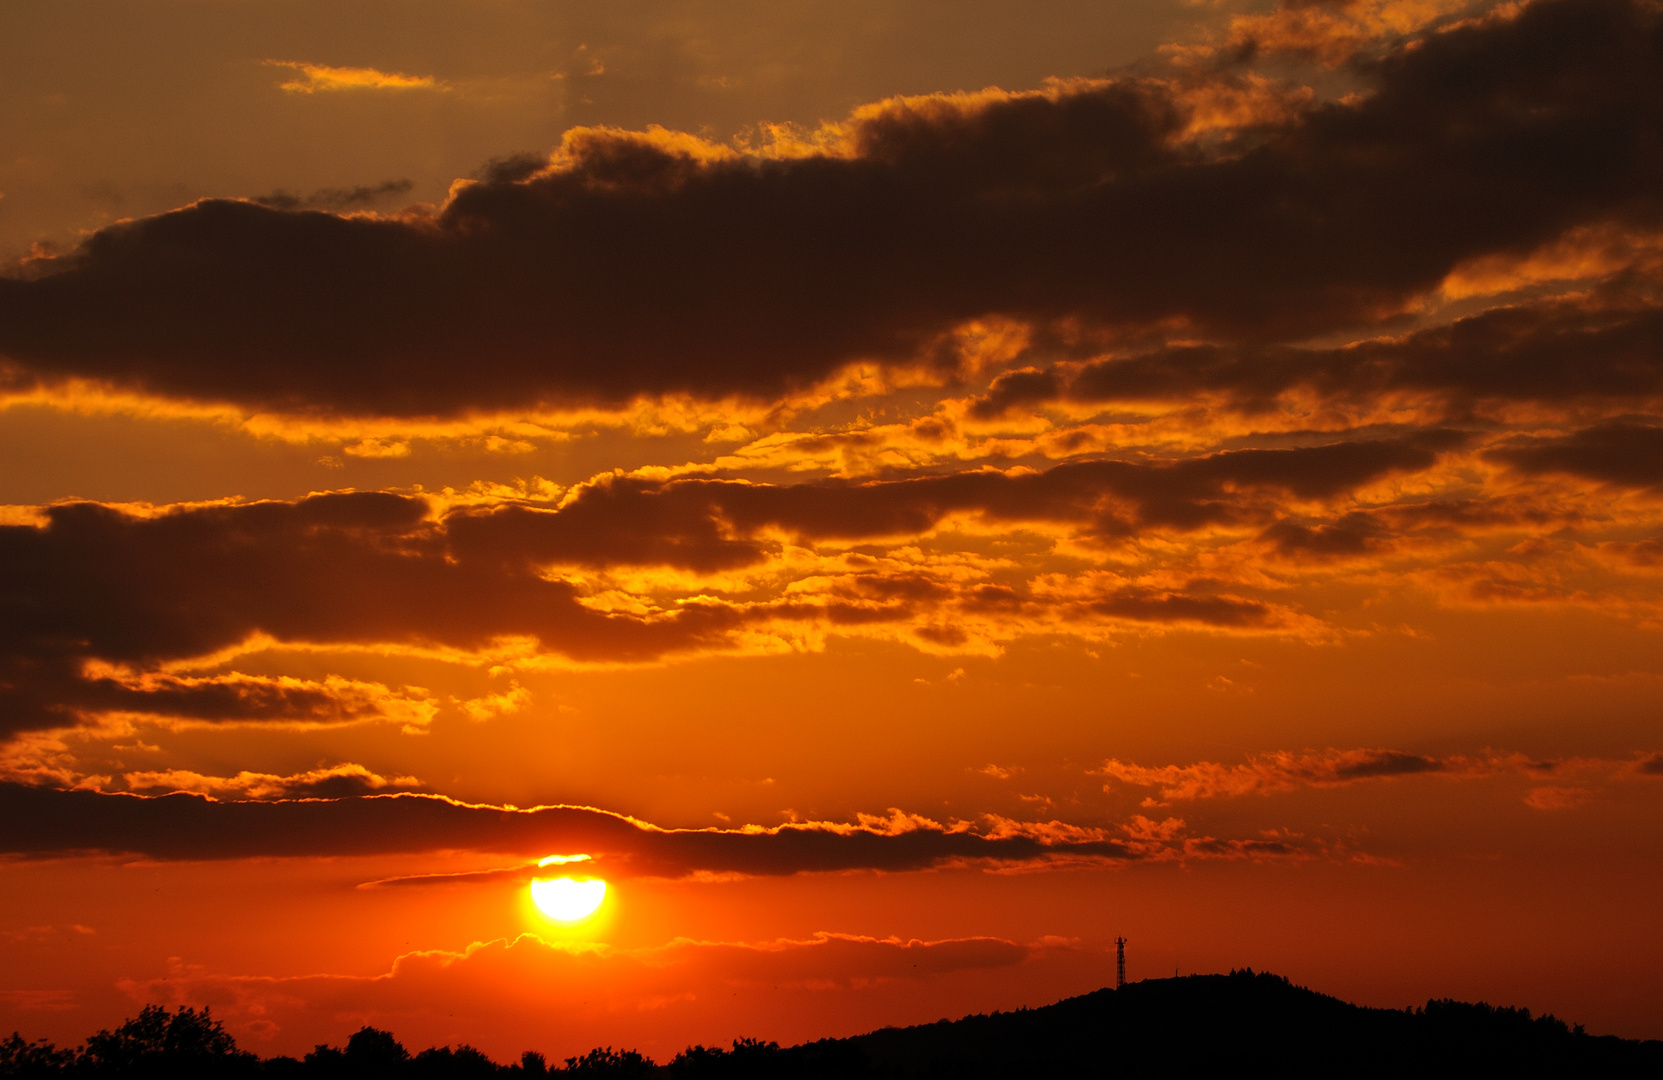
[3,0,1662,1060]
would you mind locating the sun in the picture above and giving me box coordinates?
[529,855,607,922]
[530,877,606,921]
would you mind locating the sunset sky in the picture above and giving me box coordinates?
[3,0,1663,1061]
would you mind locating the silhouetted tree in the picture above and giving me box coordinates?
[77,1006,255,1080]
[669,1039,781,1079]
[559,1047,653,1078]
[298,1043,346,1080]
[666,1044,723,1079]
[257,1057,305,1080]
[0,1034,75,1079]
[345,1028,409,1078]
[409,1045,500,1080]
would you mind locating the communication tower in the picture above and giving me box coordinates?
[1115,936,1127,989]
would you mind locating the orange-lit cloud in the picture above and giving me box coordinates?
[0,784,1148,871]
[265,61,447,95]
[1099,747,1663,807]
[3,0,1659,419]
[0,782,1353,874]
[8,397,1663,742]
[1103,748,1477,803]
[121,763,423,801]
[0,433,1481,737]
[969,291,1663,422]
[1220,0,1483,67]
[1488,420,1663,488]
[1440,222,1663,299]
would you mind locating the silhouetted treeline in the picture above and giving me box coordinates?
[6,971,1662,1079]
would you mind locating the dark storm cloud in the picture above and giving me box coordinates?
[971,294,1663,417]
[1487,418,1663,486]
[0,783,1136,873]
[0,0,1658,416]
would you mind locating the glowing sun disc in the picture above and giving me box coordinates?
[530,876,607,922]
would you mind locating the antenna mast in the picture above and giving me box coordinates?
[1115,936,1127,989]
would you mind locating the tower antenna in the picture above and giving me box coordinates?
[1115,936,1127,989]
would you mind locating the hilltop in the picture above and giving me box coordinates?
[750,970,1663,1077]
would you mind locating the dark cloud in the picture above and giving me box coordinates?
[1604,537,1663,565]
[286,771,414,799]
[448,483,769,574]
[0,437,1454,735]
[0,0,1658,416]
[1081,591,1276,627]
[969,368,1062,420]
[0,493,620,669]
[0,783,1135,873]
[0,492,743,736]
[251,181,415,212]
[0,656,418,741]
[1385,497,1558,529]
[1262,512,1392,558]
[972,293,1663,417]
[1259,495,1572,561]
[1487,418,1663,486]
[1330,750,1442,780]
[471,153,549,185]
[1100,747,1461,801]
[1638,753,1663,775]
[449,432,1459,569]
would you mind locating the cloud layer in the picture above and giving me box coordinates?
[0,0,1658,417]
[1,0,1660,753]
[0,783,1143,872]
[0,432,1465,737]
[1099,747,1663,807]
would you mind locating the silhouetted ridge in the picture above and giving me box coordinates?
[793,970,1663,1077]
[4,972,1660,1079]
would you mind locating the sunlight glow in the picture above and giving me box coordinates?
[530,856,606,922]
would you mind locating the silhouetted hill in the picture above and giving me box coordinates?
[742,970,1663,1078]
[5,971,1660,1079]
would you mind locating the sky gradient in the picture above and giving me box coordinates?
[3,0,1662,1061]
